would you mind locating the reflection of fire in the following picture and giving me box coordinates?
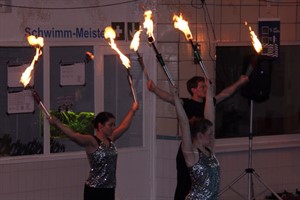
[245,21,262,54]
[104,26,130,69]
[143,10,155,42]
[20,35,44,87]
[173,13,193,40]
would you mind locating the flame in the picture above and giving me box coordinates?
[245,21,262,54]
[130,28,142,51]
[173,13,193,40]
[27,35,44,47]
[20,35,44,87]
[104,26,130,69]
[143,10,155,40]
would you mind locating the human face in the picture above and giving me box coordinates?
[192,81,207,98]
[199,126,214,145]
[100,118,116,137]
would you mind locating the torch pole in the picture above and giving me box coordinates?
[126,69,138,103]
[135,50,150,81]
[189,39,210,80]
[148,37,176,86]
[31,89,51,118]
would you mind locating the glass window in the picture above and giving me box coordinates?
[216,46,300,138]
[50,46,94,153]
[0,47,44,157]
[104,54,143,148]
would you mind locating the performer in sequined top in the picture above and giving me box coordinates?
[172,78,220,200]
[147,75,248,200]
[186,148,220,200]
[85,136,117,188]
[48,102,138,200]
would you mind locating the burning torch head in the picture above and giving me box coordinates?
[143,10,155,44]
[27,35,44,48]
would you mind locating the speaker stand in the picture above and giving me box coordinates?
[218,100,283,200]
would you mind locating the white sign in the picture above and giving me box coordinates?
[60,62,85,86]
[7,64,34,87]
[7,90,34,114]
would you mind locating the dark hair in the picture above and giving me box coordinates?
[186,76,205,96]
[93,112,115,129]
[190,118,213,139]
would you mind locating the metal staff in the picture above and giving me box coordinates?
[144,10,175,86]
[189,39,210,80]
[135,50,150,81]
[148,37,175,86]
[130,29,150,81]
[104,26,138,103]
[173,13,210,80]
[31,89,51,118]
[126,69,138,103]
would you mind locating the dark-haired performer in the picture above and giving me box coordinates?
[48,102,138,200]
[147,75,248,200]
[172,79,220,200]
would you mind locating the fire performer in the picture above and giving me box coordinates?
[47,102,138,200]
[171,77,220,200]
[147,74,248,200]
[147,13,251,200]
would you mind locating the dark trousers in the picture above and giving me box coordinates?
[84,184,115,200]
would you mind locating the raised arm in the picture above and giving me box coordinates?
[111,102,139,141]
[204,79,215,150]
[171,85,197,167]
[215,75,249,104]
[48,116,94,147]
[147,79,175,104]
[204,80,215,125]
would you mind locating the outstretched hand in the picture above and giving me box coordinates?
[239,75,249,85]
[47,115,59,126]
[132,101,139,112]
[169,84,178,97]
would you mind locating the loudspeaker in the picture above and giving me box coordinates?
[241,55,273,102]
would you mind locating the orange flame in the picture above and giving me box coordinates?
[143,10,155,40]
[245,21,262,54]
[130,28,142,51]
[173,13,193,40]
[104,26,130,69]
[20,35,44,87]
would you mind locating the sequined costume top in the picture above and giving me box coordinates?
[185,148,220,200]
[85,136,117,188]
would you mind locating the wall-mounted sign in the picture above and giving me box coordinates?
[258,18,280,59]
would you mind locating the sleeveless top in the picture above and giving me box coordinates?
[185,149,220,200]
[85,135,118,188]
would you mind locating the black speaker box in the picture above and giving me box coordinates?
[241,55,273,102]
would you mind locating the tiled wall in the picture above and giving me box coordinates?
[0,157,88,200]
